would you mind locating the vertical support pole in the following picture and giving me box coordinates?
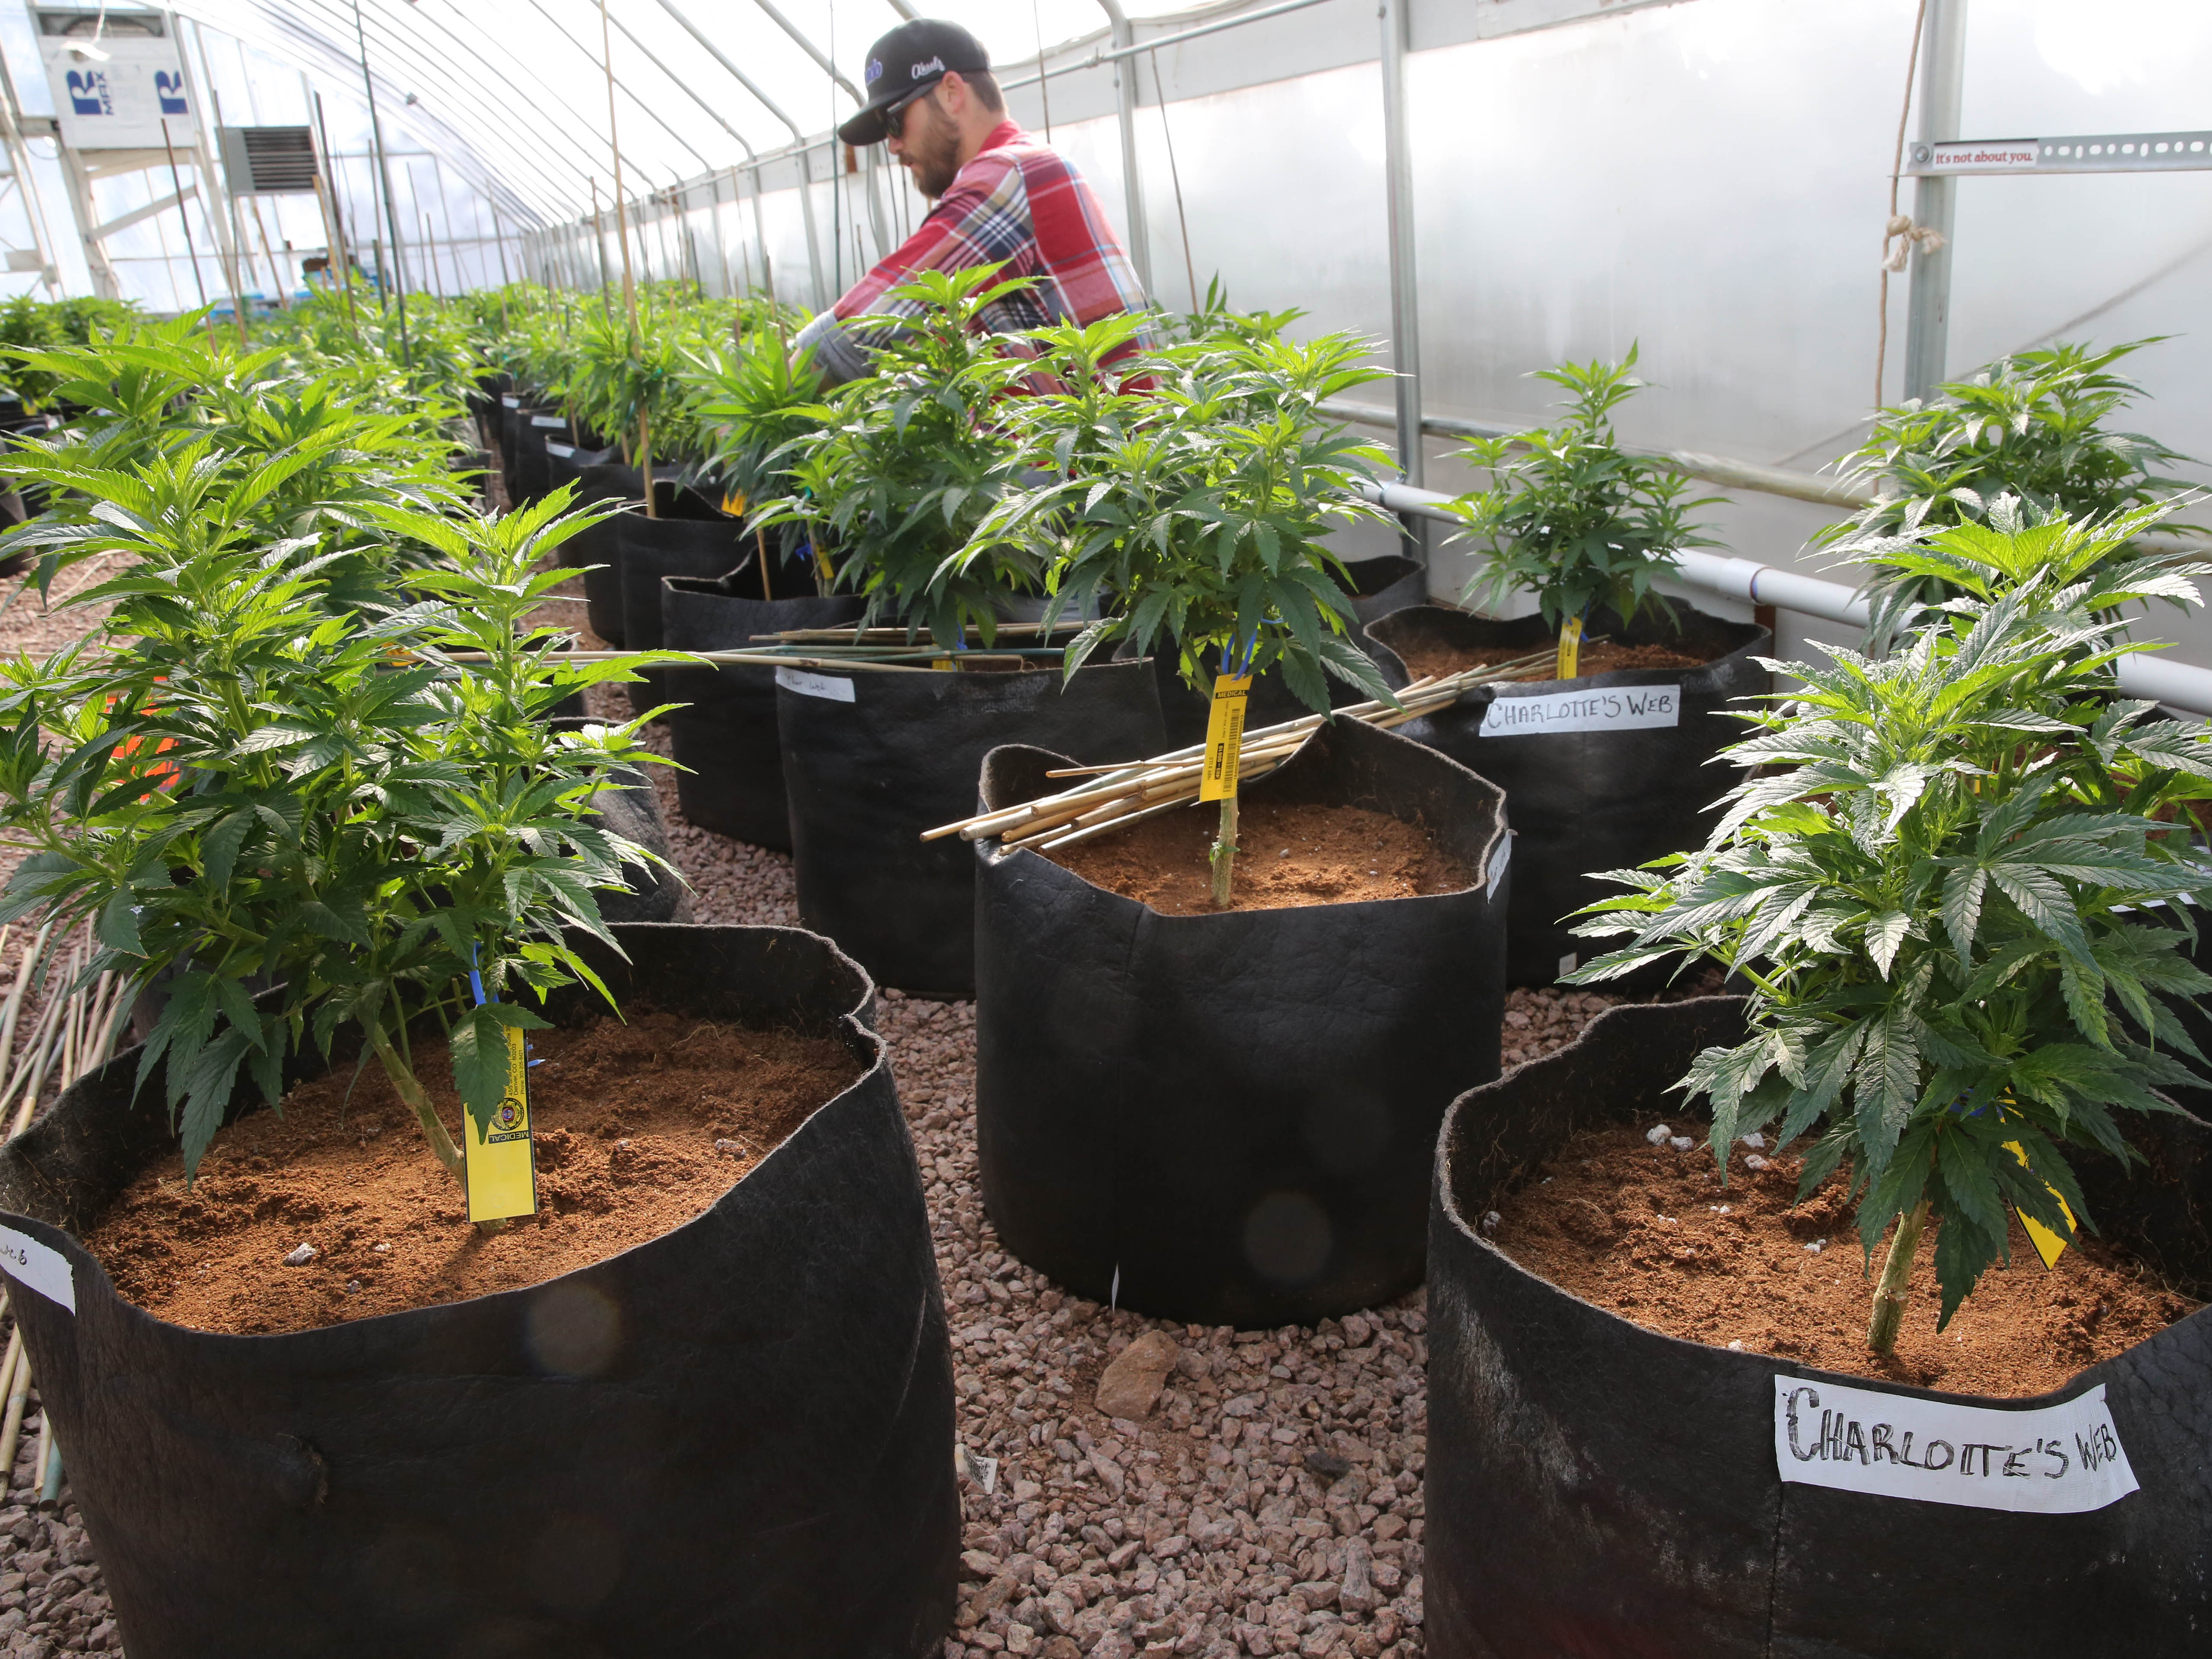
[0,40,61,294]
[1377,0,1426,561]
[351,0,412,364]
[1902,0,1966,404]
[1096,1,1153,296]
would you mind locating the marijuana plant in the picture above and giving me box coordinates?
[0,454,671,1194]
[969,312,1398,903]
[1445,347,1720,677]
[760,265,1040,645]
[1819,339,2197,650]
[1569,508,2212,1352]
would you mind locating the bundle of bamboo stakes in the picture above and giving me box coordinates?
[925,643,1567,854]
[0,918,133,1505]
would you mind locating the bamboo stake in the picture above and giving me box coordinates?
[0,921,54,1077]
[0,1344,30,1489]
[29,1405,48,1502]
[924,648,1576,849]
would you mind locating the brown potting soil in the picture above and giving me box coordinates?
[83,1009,864,1335]
[1491,1121,2200,1397]
[1045,798,1473,915]
[1392,634,1725,682]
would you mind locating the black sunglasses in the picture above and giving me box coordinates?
[879,84,933,143]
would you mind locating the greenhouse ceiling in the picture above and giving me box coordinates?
[159,0,1677,226]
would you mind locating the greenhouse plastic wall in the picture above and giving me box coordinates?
[542,0,2212,674]
[16,0,2202,671]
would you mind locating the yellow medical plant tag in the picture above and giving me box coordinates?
[718,488,748,518]
[1556,615,1584,680]
[2005,1140,2075,1269]
[1199,674,1253,803]
[464,1027,539,1224]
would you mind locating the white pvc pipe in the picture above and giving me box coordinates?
[1359,479,2212,718]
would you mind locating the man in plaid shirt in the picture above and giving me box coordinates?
[794,18,1154,386]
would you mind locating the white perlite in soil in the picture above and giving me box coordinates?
[0,666,1643,1657]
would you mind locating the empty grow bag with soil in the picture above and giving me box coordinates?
[973,718,1508,1327]
[617,482,747,717]
[0,923,957,1659]
[1366,601,1766,986]
[661,568,867,849]
[1426,995,2212,1659]
[779,655,1164,995]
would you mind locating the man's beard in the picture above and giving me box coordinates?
[904,98,964,198]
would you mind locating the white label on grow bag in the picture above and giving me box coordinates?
[545,442,575,460]
[1478,684,1681,737]
[530,415,566,429]
[0,1226,73,1314]
[774,667,856,703]
[1485,833,1512,894]
[1773,1376,2137,1513]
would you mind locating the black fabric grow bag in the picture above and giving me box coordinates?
[618,482,747,717]
[569,461,645,645]
[514,411,578,507]
[545,439,617,496]
[1339,554,1428,627]
[495,396,528,504]
[662,571,868,850]
[1366,601,1767,986]
[974,718,1509,1327]
[0,924,957,1659]
[1427,995,2212,1658]
[779,656,1164,995]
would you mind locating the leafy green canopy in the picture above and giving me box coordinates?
[0,295,141,409]
[2,312,474,607]
[759,265,1044,646]
[1445,346,1720,634]
[1819,339,2198,650]
[967,310,1399,711]
[1569,508,2212,1325]
[0,454,675,1178]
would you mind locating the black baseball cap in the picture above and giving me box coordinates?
[838,19,992,146]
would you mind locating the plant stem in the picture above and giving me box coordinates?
[1210,793,1238,908]
[367,1014,464,1181]
[639,407,657,519]
[1866,1196,1931,1355]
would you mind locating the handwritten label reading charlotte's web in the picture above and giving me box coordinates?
[774,667,856,703]
[1773,1376,2138,1513]
[0,1225,74,1313]
[1478,684,1681,738]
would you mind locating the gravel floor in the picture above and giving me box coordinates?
[0,553,1669,1658]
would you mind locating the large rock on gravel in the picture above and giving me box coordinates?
[1094,1330,1179,1421]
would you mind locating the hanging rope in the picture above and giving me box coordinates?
[1150,49,1199,312]
[1874,0,1933,410]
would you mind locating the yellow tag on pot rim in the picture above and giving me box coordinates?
[464,1027,539,1224]
[1199,674,1253,803]
[1556,615,1584,680]
[719,488,748,518]
[2004,1140,2075,1269]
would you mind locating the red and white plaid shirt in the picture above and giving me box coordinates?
[796,119,1154,383]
